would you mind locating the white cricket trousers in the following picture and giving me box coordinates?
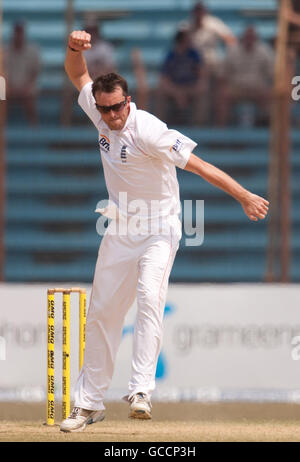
[74,217,181,411]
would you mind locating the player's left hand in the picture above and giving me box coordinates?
[241,193,269,221]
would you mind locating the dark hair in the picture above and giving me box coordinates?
[92,73,129,98]
[193,2,206,13]
[175,29,189,44]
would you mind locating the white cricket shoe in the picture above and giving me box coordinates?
[60,407,105,433]
[128,392,152,420]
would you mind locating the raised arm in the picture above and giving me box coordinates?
[184,153,269,221]
[64,30,93,91]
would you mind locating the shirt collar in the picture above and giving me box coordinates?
[102,102,136,134]
[121,102,136,133]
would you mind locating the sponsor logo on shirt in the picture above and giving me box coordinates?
[120,145,127,163]
[99,135,110,153]
[170,138,182,153]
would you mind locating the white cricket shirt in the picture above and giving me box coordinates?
[78,82,197,221]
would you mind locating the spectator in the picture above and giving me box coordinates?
[131,48,149,111]
[83,21,117,80]
[216,26,275,126]
[85,22,148,111]
[4,21,41,125]
[190,2,236,77]
[61,21,117,126]
[156,28,206,125]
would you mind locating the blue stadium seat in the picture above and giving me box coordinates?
[4,0,299,283]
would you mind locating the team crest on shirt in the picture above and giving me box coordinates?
[120,145,127,163]
[99,135,110,153]
[170,138,182,153]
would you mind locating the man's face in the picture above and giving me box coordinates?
[95,86,131,131]
[177,32,191,51]
[193,6,206,27]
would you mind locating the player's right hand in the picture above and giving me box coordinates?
[68,30,91,51]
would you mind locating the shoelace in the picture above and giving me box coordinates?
[69,407,80,419]
[124,393,152,407]
[134,393,147,403]
[132,393,152,408]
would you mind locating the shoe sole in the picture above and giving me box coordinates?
[129,409,152,420]
[60,413,105,432]
[60,423,87,433]
[87,413,105,425]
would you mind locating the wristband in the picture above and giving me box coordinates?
[68,45,79,52]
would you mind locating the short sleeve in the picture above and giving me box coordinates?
[191,49,201,64]
[29,45,41,73]
[260,44,275,81]
[205,15,234,37]
[161,51,173,75]
[78,81,102,130]
[138,114,197,169]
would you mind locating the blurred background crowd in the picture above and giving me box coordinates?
[0,0,299,285]
[2,1,282,128]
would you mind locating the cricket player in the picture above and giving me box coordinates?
[60,31,269,432]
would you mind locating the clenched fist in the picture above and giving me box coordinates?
[241,192,269,221]
[68,30,92,51]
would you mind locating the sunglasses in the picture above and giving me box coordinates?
[95,98,127,114]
